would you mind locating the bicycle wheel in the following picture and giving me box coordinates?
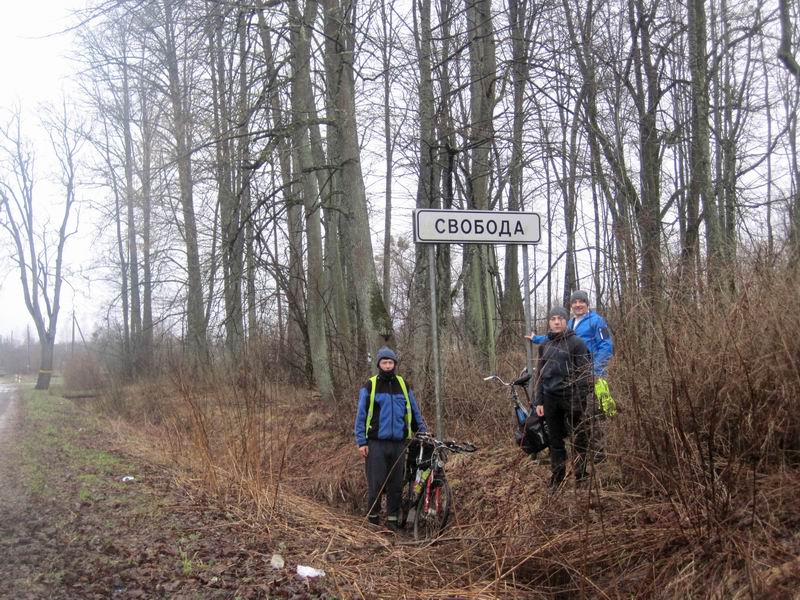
[398,477,416,529]
[412,476,452,540]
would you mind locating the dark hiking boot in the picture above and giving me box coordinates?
[549,471,565,490]
[548,447,567,491]
[367,514,380,526]
[386,516,400,531]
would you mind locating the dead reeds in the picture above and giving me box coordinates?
[85,260,800,598]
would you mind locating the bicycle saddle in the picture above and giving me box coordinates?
[512,370,531,387]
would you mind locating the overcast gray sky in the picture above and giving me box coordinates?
[0,1,93,343]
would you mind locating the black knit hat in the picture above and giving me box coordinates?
[547,307,569,321]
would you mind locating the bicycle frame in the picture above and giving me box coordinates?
[421,444,446,516]
[402,432,475,539]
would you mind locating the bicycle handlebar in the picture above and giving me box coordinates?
[413,431,477,454]
[483,374,510,386]
[484,370,531,388]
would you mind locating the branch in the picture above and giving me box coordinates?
[778,0,800,79]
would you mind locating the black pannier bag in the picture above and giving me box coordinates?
[517,410,549,455]
[508,368,549,455]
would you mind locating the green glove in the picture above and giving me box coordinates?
[595,378,617,417]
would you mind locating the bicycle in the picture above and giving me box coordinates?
[398,432,476,540]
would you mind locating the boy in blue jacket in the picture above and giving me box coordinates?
[354,347,427,529]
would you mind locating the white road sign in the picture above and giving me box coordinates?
[413,209,542,244]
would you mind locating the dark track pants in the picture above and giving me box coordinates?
[542,394,589,486]
[365,439,407,518]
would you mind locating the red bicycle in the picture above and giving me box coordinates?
[399,432,476,540]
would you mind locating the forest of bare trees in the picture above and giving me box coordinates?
[3,0,797,395]
[3,1,800,595]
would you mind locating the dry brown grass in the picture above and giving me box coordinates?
[89,261,800,598]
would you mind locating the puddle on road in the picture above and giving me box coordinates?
[0,385,17,434]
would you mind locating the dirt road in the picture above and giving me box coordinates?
[0,385,331,599]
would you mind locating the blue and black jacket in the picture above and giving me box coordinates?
[354,373,427,447]
[530,310,613,377]
[534,330,592,409]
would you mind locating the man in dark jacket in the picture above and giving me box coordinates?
[533,307,593,489]
[354,347,427,529]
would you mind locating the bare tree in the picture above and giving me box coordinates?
[463,0,498,371]
[289,0,335,402]
[777,0,800,257]
[159,0,208,365]
[325,0,394,366]
[0,104,81,389]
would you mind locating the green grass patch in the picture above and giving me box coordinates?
[77,473,101,485]
[70,448,122,472]
[21,462,48,496]
[17,388,134,498]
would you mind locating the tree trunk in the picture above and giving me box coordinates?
[139,73,154,369]
[256,7,309,378]
[628,0,662,298]
[687,0,721,275]
[464,0,497,372]
[325,0,393,367]
[121,56,142,371]
[290,0,335,402]
[500,0,528,343]
[99,119,131,375]
[35,338,56,391]
[321,0,354,379]
[209,5,244,359]
[408,0,436,381]
[163,0,207,365]
[237,11,257,342]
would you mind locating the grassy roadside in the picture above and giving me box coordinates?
[0,385,335,599]
[19,388,133,503]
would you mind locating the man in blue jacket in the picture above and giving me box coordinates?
[354,347,427,529]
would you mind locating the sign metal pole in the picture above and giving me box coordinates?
[428,244,443,439]
[413,208,542,436]
[522,244,534,398]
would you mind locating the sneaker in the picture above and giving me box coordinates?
[593,450,607,464]
[386,517,400,532]
[367,514,379,526]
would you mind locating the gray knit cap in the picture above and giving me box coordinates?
[547,307,569,320]
[569,290,590,305]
